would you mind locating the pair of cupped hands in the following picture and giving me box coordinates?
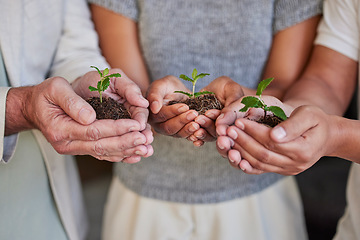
[26,68,331,176]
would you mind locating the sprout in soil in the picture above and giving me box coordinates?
[239,77,287,121]
[174,68,214,98]
[88,66,121,103]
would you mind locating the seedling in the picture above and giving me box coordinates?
[89,66,121,103]
[239,77,287,121]
[175,68,214,98]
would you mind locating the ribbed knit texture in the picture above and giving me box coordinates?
[89,0,323,204]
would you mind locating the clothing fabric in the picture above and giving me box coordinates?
[0,1,108,239]
[0,131,68,240]
[89,0,322,204]
[103,176,307,240]
[315,1,360,239]
[0,49,67,240]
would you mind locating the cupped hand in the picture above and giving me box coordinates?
[224,105,334,175]
[147,75,202,138]
[72,69,150,130]
[19,75,153,163]
[188,76,245,146]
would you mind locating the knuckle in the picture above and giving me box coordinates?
[86,125,101,140]
[54,144,68,155]
[46,129,63,144]
[161,123,175,136]
[155,111,167,123]
[47,77,66,94]
[258,150,272,164]
[93,141,107,156]
[264,140,276,151]
[63,95,78,111]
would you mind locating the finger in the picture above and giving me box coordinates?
[270,106,319,143]
[113,76,149,108]
[175,121,201,138]
[195,115,216,138]
[153,110,199,136]
[216,136,234,158]
[141,124,154,145]
[227,149,242,169]
[193,128,215,142]
[204,109,221,121]
[233,143,275,175]
[150,104,190,124]
[222,83,245,106]
[62,118,143,141]
[108,144,151,163]
[238,160,265,175]
[65,131,148,156]
[192,140,205,147]
[215,112,237,133]
[228,126,289,173]
[147,76,188,114]
[122,156,142,164]
[127,105,149,130]
[237,118,320,173]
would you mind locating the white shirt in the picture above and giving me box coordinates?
[314,0,360,239]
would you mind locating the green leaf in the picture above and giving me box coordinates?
[192,68,198,80]
[103,68,109,76]
[194,73,210,82]
[241,96,262,108]
[97,81,102,90]
[268,106,287,120]
[102,78,110,91]
[88,86,98,91]
[179,74,194,83]
[239,105,250,112]
[90,66,102,77]
[107,73,122,78]
[194,91,215,97]
[174,90,192,97]
[256,77,274,96]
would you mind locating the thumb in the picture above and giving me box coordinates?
[270,106,318,143]
[147,85,166,114]
[53,79,96,125]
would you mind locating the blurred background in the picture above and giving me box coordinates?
[77,92,356,240]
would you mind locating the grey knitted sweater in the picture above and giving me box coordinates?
[89,0,323,204]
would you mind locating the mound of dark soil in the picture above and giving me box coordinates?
[86,97,130,120]
[168,94,223,115]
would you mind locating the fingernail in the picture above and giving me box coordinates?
[189,135,197,141]
[79,108,94,124]
[189,123,198,132]
[178,105,189,113]
[195,133,205,140]
[218,113,224,120]
[228,128,238,140]
[196,118,206,125]
[229,157,235,163]
[187,111,198,121]
[272,126,286,140]
[129,126,140,132]
[218,144,224,150]
[205,112,215,119]
[235,120,245,130]
[151,101,160,113]
[135,150,143,155]
[134,138,146,145]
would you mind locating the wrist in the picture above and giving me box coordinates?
[5,86,35,135]
[326,115,348,157]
